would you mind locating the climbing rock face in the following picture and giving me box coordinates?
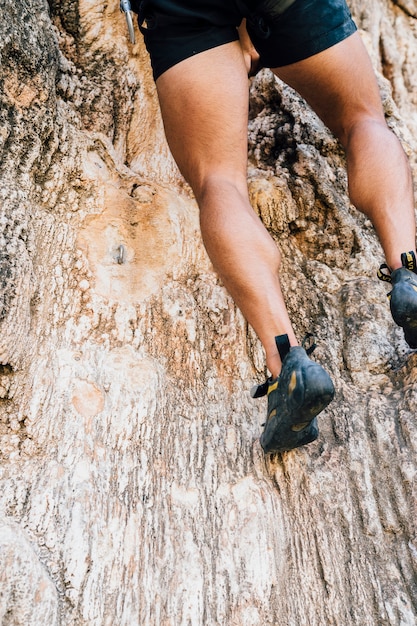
[0,1,416,624]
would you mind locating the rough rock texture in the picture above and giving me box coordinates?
[0,1,416,624]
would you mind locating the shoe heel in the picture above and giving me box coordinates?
[390,282,417,328]
[292,363,335,424]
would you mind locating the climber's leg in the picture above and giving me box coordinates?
[272,31,415,270]
[156,41,297,377]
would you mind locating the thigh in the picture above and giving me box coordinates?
[155,41,250,196]
[272,32,385,146]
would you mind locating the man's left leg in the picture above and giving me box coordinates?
[155,42,298,379]
[155,42,335,453]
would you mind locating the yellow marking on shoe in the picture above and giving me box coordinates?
[288,371,297,395]
[377,266,392,283]
[405,252,414,270]
[267,381,278,395]
[412,285,417,294]
[268,409,277,420]
[291,421,309,432]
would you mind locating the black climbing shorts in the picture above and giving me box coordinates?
[133,0,357,81]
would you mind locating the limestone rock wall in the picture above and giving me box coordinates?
[0,1,416,624]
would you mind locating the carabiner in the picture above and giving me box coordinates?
[120,0,136,44]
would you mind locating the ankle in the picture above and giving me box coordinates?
[266,352,282,379]
[388,250,417,271]
[266,333,299,378]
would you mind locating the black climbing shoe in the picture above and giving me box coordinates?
[378,251,417,348]
[251,334,335,454]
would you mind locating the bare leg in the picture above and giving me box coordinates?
[273,32,416,270]
[156,42,296,377]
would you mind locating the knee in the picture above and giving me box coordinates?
[195,173,248,206]
[342,115,390,151]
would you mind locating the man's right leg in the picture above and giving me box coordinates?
[272,32,416,272]
[271,32,417,347]
[155,41,298,378]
